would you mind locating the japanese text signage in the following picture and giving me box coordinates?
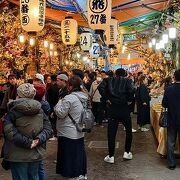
[20,0,46,32]
[104,18,119,45]
[61,17,78,45]
[80,32,93,51]
[88,0,112,30]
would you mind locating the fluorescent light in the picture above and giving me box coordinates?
[128,53,131,60]
[168,28,176,39]
[162,34,168,44]
[155,43,160,50]
[152,38,156,45]
[122,45,126,54]
[160,40,165,49]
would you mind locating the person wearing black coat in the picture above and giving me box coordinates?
[136,75,151,132]
[162,69,180,170]
[98,68,134,163]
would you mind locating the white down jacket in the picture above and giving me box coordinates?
[54,91,88,139]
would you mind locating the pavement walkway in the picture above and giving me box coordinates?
[1,115,180,180]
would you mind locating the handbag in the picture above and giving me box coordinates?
[159,108,168,127]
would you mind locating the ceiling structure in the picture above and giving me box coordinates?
[8,0,172,33]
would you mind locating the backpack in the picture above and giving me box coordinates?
[68,95,95,133]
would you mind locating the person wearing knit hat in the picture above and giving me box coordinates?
[57,74,68,82]
[34,73,45,84]
[17,83,36,99]
[56,73,69,99]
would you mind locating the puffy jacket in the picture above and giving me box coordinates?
[3,98,46,162]
[54,91,88,139]
[98,77,134,105]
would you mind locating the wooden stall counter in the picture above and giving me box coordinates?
[151,102,180,156]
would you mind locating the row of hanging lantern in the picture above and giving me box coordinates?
[19,0,120,65]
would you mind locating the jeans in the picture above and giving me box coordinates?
[10,161,40,180]
[108,117,132,157]
[39,161,45,180]
[167,125,180,167]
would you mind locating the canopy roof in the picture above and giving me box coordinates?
[8,0,171,34]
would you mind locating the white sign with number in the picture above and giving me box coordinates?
[90,43,100,59]
[20,0,46,32]
[88,0,112,30]
[80,32,93,51]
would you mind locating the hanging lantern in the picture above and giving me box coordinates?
[90,43,100,59]
[20,0,46,32]
[88,0,112,30]
[104,17,119,46]
[110,57,118,65]
[61,17,78,45]
[97,57,105,66]
[80,32,93,52]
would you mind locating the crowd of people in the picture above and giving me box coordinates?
[0,67,180,180]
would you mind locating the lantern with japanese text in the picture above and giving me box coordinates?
[104,18,119,46]
[80,32,93,52]
[61,17,78,45]
[90,43,100,59]
[88,0,112,30]
[20,0,46,32]
[97,57,105,66]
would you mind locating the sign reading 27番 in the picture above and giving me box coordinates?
[88,0,111,31]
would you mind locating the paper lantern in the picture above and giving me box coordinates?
[80,32,93,51]
[97,57,105,66]
[20,0,46,32]
[90,43,100,59]
[104,18,119,45]
[88,0,112,30]
[61,17,78,45]
[110,57,118,65]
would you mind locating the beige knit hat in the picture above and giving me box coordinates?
[17,83,36,99]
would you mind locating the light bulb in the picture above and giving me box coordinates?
[49,51,53,56]
[19,35,25,43]
[54,51,58,56]
[44,40,49,48]
[29,38,35,46]
[49,43,54,50]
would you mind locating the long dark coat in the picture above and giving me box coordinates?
[136,84,151,126]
